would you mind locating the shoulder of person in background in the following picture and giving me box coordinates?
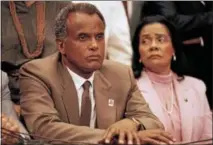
[1,70,30,138]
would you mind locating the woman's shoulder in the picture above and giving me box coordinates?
[182,75,206,92]
[183,75,205,85]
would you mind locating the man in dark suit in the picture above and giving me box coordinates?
[141,1,213,108]
[19,3,176,145]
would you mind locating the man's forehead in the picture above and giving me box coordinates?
[67,12,100,23]
[66,12,105,30]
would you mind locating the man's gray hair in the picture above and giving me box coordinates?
[55,3,106,40]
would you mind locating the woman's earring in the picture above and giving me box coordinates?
[173,54,176,61]
[139,59,142,63]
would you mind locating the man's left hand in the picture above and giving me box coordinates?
[99,119,140,144]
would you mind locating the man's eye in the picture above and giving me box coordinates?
[96,34,104,40]
[79,34,88,40]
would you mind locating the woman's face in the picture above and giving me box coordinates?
[139,22,174,73]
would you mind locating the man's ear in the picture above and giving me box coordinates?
[56,39,66,55]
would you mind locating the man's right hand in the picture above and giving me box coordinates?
[138,129,176,145]
[99,119,140,144]
[1,114,20,145]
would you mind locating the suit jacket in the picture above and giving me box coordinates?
[19,52,163,144]
[1,71,28,135]
[137,71,212,143]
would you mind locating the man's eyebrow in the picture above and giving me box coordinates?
[77,31,104,35]
[96,32,104,35]
[77,32,89,35]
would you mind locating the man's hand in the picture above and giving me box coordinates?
[138,129,176,145]
[99,119,140,144]
[1,114,20,145]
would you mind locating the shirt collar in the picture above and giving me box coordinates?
[66,66,94,90]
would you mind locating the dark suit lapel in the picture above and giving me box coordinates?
[94,71,116,129]
[58,61,80,125]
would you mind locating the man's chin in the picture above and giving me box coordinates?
[90,64,102,71]
[84,63,102,72]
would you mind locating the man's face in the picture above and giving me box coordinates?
[58,12,105,75]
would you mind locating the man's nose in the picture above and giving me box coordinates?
[89,38,98,51]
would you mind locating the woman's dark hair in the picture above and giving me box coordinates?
[132,15,188,80]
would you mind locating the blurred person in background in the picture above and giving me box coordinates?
[1,1,70,106]
[1,71,29,144]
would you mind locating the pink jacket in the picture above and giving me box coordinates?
[137,71,212,143]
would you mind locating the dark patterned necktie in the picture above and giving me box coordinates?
[79,81,91,126]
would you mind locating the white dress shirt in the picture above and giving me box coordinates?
[72,1,133,66]
[66,67,96,128]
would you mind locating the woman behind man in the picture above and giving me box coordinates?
[132,15,212,143]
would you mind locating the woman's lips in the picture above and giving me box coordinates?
[149,54,162,59]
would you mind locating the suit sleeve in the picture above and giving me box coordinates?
[143,1,213,32]
[1,71,29,135]
[124,67,164,130]
[19,65,105,144]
